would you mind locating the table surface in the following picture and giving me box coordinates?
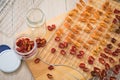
[0,0,86,80]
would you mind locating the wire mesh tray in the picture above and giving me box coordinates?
[36,0,120,80]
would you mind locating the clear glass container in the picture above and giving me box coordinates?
[14,34,37,60]
[26,8,46,39]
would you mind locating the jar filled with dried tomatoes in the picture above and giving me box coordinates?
[14,34,38,60]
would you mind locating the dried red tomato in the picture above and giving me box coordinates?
[34,58,40,64]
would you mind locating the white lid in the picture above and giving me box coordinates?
[0,50,21,73]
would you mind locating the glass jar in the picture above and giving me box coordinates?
[14,34,37,60]
[26,8,46,39]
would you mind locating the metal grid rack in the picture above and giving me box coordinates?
[0,0,42,37]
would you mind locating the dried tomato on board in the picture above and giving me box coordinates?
[79,63,86,69]
[34,58,40,64]
[112,18,117,24]
[88,56,95,65]
[99,58,106,65]
[60,50,66,55]
[47,73,53,79]
[48,65,54,70]
[51,48,56,53]
[114,9,120,14]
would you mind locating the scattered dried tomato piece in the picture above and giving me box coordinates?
[104,48,112,55]
[55,36,60,41]
[118,43,120,47]
[115,29,120,34]
[36,38,46,48]
[51,48,56,53]
[47,73,53,79]
[77,51,85,59]
[91,71,99,77]
[109,57,115,63]
[114,48,120,53]
[60,50,66,55]
[71,46,77,51]
[116,15,120,21]
[79,63,85,69]
[51,24,56,29]
[83,67,89,72]
[34,58,40,64]
[112,65,120,75]
[47,24,56,31]
[101,69,107,77]
[112,18,117,24]
[113,69,119,75]
[111,38,116,43]
[100,53,108,59]
[88,56,95,65]
[59,43,65,49]
[48,65,54,70]
[99,58,106,65]
[110,77,116,80]
[79,51,85,55]
[63,42,68,48]
[70,49,76,55]
[40,38,46,47]
[107,44,113,49]
[114,9,120,14]
[94,67,101,75]
[112,51,119,56]
[105,63,110,70]
[47,25,53,31]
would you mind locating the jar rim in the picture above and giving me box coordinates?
[26,8,45,26]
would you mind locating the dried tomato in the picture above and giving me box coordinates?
[34,58,40,64]
[101,69,107,77]
[99,58,106,65]
[100,53,108,59]
[88,56,95,65]
[110,77,116,80]
[51,48,56,53]
[111,38,116,43]
[114,9,120,14]
[70,49,76,55]
[47,73,53,79]
[83,67,89,72]
[51,24,56,29]
[112,18,117,24]
[79,63,85,69]
[106,44,113,49]
[63,42,68,48]
[47,25,53,31]
[105,63,110,70]
[104,48,112,55]
[116,15,120,21]
[60,50,66,55]
[109,57,115,63]
[59,43,65,48]
[55,36,60,41]
[48,65,54,70]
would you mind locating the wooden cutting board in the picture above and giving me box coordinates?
[25,13,86,80]
[25,0,120,80]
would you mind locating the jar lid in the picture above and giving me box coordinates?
[0,49,21,73]
[0,44,11,53]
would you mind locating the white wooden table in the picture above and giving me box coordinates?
[0,0,81,80]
